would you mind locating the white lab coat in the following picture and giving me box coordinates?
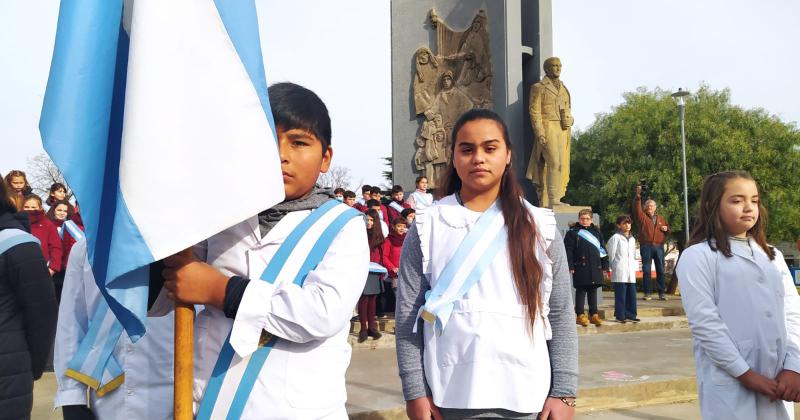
[606,232,637,283]
[54,239,174,420]
[151,208,368,419]
[415,195,556,413]
[677,240,800,420]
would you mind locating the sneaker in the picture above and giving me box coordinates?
[643,295,652,301]
[658,294,668,301]
[614,319,627,324]
[590,314,603,326]
[357,330,368,343]
[627,318,641,323]
[367,329,383,340]
[576,314,589,327]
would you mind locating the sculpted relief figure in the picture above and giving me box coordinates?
[411,9,493,188]
[526,57,574,208]
[413,47,439,115]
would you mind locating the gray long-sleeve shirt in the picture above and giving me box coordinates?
[395,222,578,414]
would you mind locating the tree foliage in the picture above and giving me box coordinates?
[565,86,800,243]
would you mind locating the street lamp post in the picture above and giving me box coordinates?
[672,88,691,244]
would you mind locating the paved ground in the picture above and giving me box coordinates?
[27,291,706,419]
[345,328,697,417]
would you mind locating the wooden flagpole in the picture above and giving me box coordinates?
[174,302,195,420]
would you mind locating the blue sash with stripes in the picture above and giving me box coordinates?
[0,229,40,255]
[577,229,607,258]
[197,200,361,419]
[416,203,507,335]
[411,191,432,207]
[64,219,84,241]
[65,300,126,396]
[389,201,405,214]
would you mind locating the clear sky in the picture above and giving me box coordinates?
[552,0,800,131]
[1,0,798,190]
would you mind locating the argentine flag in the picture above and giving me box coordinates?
[39,0,284,345]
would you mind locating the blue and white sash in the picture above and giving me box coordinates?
[414,203,507,335]
[411,191,432,208]
[389,201,405,214]
[64,299,126,397]
[369,262,388,274]
[577,229,607,258]
[64,220,130,398]
[0,228,40,254]
[64,219,84,241]
[197,200,361,420]
[0,228,46,287]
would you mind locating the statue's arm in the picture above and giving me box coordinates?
[529,84,546,139]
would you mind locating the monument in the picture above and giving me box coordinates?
[392,1,554,203]
[525,56,573,208]
[411,9,493,188]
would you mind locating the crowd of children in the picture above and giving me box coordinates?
[2,172,85,304]
[336,176,430,343]
[4,80,799,420]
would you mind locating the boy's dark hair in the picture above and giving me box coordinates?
[401,208,415,218]
[616,214,632,225]
[366,199,380,209]
[333,187,345,195]
[392,217,408,227]
[391,185,404,194]
[343,190,356,199]
[369,186,382,195]
[268,82,331,153]
[361,185,372,193]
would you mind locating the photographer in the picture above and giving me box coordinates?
[633,182,670,300]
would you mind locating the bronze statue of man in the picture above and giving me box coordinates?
[526,57,574,208]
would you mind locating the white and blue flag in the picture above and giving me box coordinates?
[39,0,284,393]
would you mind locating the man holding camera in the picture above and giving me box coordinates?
[634,183,670,300]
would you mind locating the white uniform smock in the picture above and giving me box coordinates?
[677,240,800,420]
[54,239,174,420]
[606,233,637,283]
[414,195,557,413]
[151,209,368,419]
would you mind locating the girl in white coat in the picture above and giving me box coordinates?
[677,171,800,420]
[395,109,578,420]
[606,214,639,323]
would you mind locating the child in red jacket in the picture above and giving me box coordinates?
[357,209,386,343]
[386,185,411,223]
[46,200,84,303]
[23,194,62,276]
[382,217,408,290]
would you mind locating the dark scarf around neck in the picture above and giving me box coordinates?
[257,187,334,238]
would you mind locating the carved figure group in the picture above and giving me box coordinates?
[411,9,493,188]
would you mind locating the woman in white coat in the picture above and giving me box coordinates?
[677,171,800,420]
[606,214,639,323]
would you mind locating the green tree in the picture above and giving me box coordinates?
[381,156,393,184]
[565,86,800,244]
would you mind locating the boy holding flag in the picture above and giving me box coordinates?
[153,83,369,419]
